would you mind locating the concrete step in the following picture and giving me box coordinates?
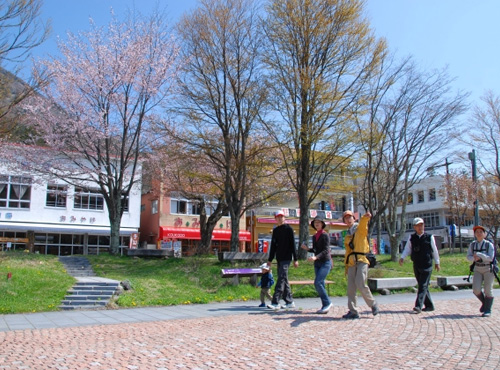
[67,290,115,296]
[63,295,112,301]
[75,282,119,287]
[58,257,121,310]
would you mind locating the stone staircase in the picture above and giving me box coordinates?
[58,256,121,310]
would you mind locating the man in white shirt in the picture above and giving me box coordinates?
[399,217,440,314]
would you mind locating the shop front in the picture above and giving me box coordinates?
[248,213,350,253]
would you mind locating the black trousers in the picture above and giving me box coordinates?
[413,264,434,309]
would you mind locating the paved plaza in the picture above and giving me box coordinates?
[1,290,499,369]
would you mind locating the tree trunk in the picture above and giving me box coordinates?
[109,217,121,255]
[390,234,400,262]
[298,191,309,260]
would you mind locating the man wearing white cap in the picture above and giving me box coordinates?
[399,217,440,314]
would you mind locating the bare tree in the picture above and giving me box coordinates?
[170,0,274,252]
[440,170,476,252]
[355,56,468,261]
[0,0,50,64]
[18,11,180,254]
[262,0,385,256]
[470,91,500,186]
[0,0,51,138]
[148,138,230,255]
[477,176,500,246]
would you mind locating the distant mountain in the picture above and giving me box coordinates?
[0,66,39,142]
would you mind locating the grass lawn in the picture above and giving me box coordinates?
[0,249,489,314]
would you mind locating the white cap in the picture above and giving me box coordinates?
[413,217,424,226]
[259,263,270,270]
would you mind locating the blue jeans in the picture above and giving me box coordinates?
[314,259,332,308]
[272,261,293,305]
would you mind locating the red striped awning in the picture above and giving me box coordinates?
[159,227,251,241]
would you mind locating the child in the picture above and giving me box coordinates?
[257,263,274,307]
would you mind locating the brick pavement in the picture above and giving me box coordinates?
[0,296,499,370]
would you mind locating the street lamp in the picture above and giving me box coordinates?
[468,149,479,226]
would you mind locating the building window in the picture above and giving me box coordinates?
[141,204,145,212]
[121,193,129,213]
[417,190,425,203]
[429,188,436,201]
[46,184,67,208]
[407,192,413,205]
[171,199,187,214]
[151,200,158,214]
[191,202,201,215]
[74,187,104,210]
[408,212,441,229]
[0,175,32,209]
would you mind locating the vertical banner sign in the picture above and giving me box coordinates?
[129,233,139,249]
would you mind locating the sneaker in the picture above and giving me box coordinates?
[422,306,434,312]
[283,302,295,309]
[267,303,280,311]
[371,303,380,316]
[316,303,333,314]
[412,307,422,314]
[258,303,266,308]
[342,311,360,319]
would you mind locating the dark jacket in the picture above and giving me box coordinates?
[258,272,275,289]
[307,231,332,265]
[268,223,297,263]
[410,233,433,268]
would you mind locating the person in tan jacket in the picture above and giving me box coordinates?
[342,210,379,319]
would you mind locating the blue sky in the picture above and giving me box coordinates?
[32,0,500,107]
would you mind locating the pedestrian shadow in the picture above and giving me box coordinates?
[273,314,344,327]
[376,309,416,315]
[206,305,271,314]
[422,313,478,320]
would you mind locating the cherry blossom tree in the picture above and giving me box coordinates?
[19,11,180,254]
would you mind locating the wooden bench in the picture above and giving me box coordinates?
[218,252,268,264]
[436,276,473,290]
[221,268,263,285]
[368,277,417,295]
[289,280,334,295]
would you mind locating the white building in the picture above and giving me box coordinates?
[380,174,475,249]
[0,165,141,255]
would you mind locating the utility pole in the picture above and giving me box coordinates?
[468,149,479,226]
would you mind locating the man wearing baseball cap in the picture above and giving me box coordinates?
[342,210,379,319]
[467,225,496,317]
[399,217,440,314]
[267,210,299,310]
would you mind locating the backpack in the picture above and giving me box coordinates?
[472,239,498,273]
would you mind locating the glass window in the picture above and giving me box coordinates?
[171,199,187,214]
[0,175,32,209]
[191,202,201,215]
[74,187,104,210]
[429,188,436,201]
[417,191,424,203]
[407,192,413,205]
[46,184,67,208]
[151,200,158,214]
[121,193,129,213]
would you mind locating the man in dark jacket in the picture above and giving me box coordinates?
[399,217,440,313]
[267,210,299,310]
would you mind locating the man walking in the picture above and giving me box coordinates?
[267,210,298,310]
[399,217,440,313]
